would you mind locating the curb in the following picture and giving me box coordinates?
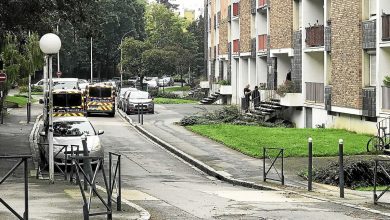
[117,109,272,191]
[117,109,390,218]
[29,113,42,170]
[96,185,151,220]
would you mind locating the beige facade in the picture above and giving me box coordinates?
[269,0,293,49]
[239,0,252,53]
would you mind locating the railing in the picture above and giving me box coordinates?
[305,82,324,103]
[305,25,324,47]
[0,155,32,220]
[233,3,239,17]
[109,153,122,211]
[325,26,331,52]
[374,159,390,204]
[362,20,376,49]
[258,34,267,51]
[233,39,240,54]
[263,148,284,185]
[251,38,256,58]
[362,87,376,117]
[382,14,390,41]
[71,156,112,220]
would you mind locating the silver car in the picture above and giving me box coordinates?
[39,117,104,166]
[125,91,154,114]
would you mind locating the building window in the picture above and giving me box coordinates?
[370,54,376,86]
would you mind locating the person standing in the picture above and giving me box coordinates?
[252,86,260,108]
[244,84,251,112]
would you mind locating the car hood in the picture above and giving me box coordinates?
[53,135,100,151]
[128,99,153,104]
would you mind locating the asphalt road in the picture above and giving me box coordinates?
[88,109,386,220]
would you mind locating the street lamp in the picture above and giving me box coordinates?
[120,31,133,89]
[39,33,61,184]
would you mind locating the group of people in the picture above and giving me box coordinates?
[243,84,260,112]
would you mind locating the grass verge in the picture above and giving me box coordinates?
[354,186,388,191]
[5,95,31,107]
[187,124,371,158]
[164,86,191,92]
[154,98,197,104]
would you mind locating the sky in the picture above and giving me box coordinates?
[175,0,204,18]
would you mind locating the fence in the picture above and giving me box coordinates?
[263,148,284,185]
[305,82,324,103]
[0,155,32,220]
[109,152,122,211]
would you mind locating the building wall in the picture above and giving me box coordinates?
[330,0,363,109]
[240,0,252,53]
[219,0,229,56]
[269,0,293,49]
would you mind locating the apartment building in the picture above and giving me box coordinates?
[206,0,390,134]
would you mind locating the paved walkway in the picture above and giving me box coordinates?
[124,104,390,217]
[0,103,142,219]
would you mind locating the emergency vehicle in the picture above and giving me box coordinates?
[86,83,116,117]
[52,89,85,117]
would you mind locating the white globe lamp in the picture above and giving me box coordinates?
[39,33,61,54]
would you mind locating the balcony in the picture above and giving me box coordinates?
[382,14,390,41]
[251,0,256,14]
[362,20,376,49]
[363,87,376,117]
[382,86,390,110]
[233,39,240,55]
[258,0,267,8]
[233,3,239,17]
[324,26,331,52]
[305,82,324,104]
[228,5,232,22]
[305,25,324,47]
[258,34,267,51]
[251,38,256,57]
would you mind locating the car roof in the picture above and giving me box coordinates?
[53,116,89,122]
[53,89,81,94]
[53,78,79,82]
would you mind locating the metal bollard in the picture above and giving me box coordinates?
[339,139,344,198]
[141,104,144,125]
[27,102,31,123]
[137,104,140,124]
[1,107,4,124]
[308,137,313,191]
[82,135,93,191]
[263,147,266,182]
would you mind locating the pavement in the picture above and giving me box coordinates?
[120,103,390,218]
[0,102,145,219]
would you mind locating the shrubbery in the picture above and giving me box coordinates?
[19,86,43,93]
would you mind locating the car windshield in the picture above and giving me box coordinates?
[53,81,78,90]
[89,87,112,98]
[129,92,149,99]
[53,121,95,137]
[53,94,82,107]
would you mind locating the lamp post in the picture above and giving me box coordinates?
[120,31,133,89]
[39,33,62,184]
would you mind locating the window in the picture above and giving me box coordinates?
[370,54,376,86]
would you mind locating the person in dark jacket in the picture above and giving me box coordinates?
[244,84,251,112]
[252,86,260,108]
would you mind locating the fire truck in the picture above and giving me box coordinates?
[86,83,116,117]
[52,89,85,117]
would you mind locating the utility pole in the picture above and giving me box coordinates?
[91,37,93,83]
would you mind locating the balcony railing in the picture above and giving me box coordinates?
[251,38,256,58]
[258,34,267,51]
[363,87,376,117]
[382,14,390,41]
[362,20,376,49]
[233,39,240,54]
[305,25,324,47]
[305,82,324,103]
[233,3,239,17]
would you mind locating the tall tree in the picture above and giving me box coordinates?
[156,0,178,10]
[187,16,206,77]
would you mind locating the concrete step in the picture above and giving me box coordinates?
[255,107,276,113]
[260,103,282,110]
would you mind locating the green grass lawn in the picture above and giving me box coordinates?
[154,98,197,104]
[187,124,371,158]
[5,95,30,107]
[354,186,389,191]
[164,86,191,92]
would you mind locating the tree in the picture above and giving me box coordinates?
[1,34,24,92]
[121,37,151,77]
[142,49,177,77]
[187,16,206,77]
[156,0,178,10]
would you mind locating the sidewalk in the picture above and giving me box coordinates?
[120,104,390,217]
[0,104,143,219]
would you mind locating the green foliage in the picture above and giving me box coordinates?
[218,80,230,86]
[156,92,179,99]
[276,81,296,97]
[19,86,43,93]
[1,34,24,92]
[164,86,191,92]
[5,95,30,107]
[121,37,151,77]
[154,98,197,104]
[187,124,371,158]
[142,49,177,77]
[383,76,390,87]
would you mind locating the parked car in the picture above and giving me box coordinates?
[78,79,89,93]
[124,91,154,114]
[158,77,174,87]
[118,87,137,110]
[145,78,158,88]
[39,116,104,166]
[34,78,80,90]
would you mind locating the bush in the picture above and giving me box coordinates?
[156,92,179,99]
[384,76,390,87]
[218,80,230,86]
[19,86,43,93]
[276,81,296,97]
